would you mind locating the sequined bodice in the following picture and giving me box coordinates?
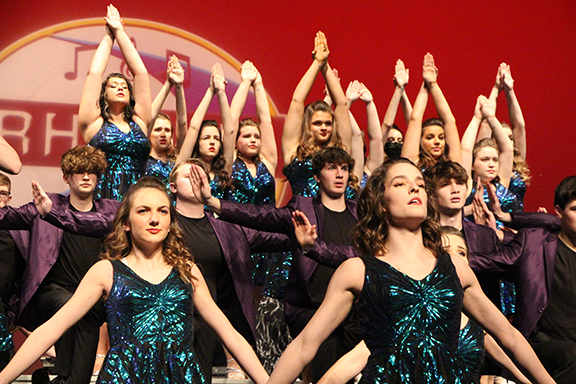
[283,157,357,199]
[97,260,203,384]
[89,120,151,201]
[458,320,484,384]
[356,253,463,383]
[144,156,174,188]
[466,181,519,229]
[230,159,275,205]
[509,171,526,211]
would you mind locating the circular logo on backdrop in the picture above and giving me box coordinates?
[0,18,280,202]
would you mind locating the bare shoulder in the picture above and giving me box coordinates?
[334,257,366,293]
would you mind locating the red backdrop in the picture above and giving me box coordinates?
[1,0,575,209]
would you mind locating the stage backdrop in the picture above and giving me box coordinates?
[1,0,575,211]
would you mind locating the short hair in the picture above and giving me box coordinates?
[60,145,107,177]
[425,161,468,190]
[0,174,11,192]
[554,176,576,211]
[311,147,355,177]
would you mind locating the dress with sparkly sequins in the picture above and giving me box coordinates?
[0,310,12,353]
[509,171,526,211]
[144,156,174,188]
[283,157,357,199]
[89,120,151,201]
[355,253,463,383]
[96,260,204,384]
[458,320,484,384]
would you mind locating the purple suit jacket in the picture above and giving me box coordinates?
[466,211,560,338]
[0,193,119,324]
[218,195,358,324]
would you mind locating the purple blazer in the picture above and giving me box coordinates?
[0,193,119,324]
[218,195,359,324]
[466,212,560,338]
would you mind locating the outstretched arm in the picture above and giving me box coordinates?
[0,135,22,174]
[359,82,383,175]
[454,256,555,384]
[382,59,410,139]
[502,63,526,159]
[0,261,111,384]
[267,258,364,384]
[401,82,428,163]
[479,95,514,188]
[484,334,532,384]
[193,264,268,384]
[282,32,329,164]
[424,53,461,164]
[106,5,152,134]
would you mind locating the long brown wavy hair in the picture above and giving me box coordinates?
[294,101,345,161]
[101,176,196,286]
[418,118,450,170]
[353,157,443,258]
[191,120,232,190]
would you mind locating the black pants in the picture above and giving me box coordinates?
[531,334,576,384]
[290,309,360,383]
[30,283,105,384]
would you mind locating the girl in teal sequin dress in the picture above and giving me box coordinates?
[281,32,357,199]
[0,177,268,384]
[78,6,153,201]
[267,158,554,384]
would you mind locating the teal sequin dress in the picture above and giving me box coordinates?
[96,260,204,384]
[355,253,464,383]
[90,120,151,201]
[283,157,357,199]
[458,320,484,384]
[144,157,174,189]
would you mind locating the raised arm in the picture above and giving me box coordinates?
[453,256,555,384]
[252,66,278,173]
[461,97,483,180]
[345,80,365,180]
[401,82,428,163]
[175,77,216,165]
[359,82,383,175]
[78,20,115,142]
[323,61,352,152]
[502,63,526,159]
[479,95,514,188]
[424,53,461,163]
[382,59,410,139]
[0,135,22,174]
[211,63,235,175]
[477,65,503,142]
[282,32,329,164]
[0,261,111,384]
[106,5,152,134]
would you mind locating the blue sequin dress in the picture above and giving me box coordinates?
[458,320,484,384]
[144,156,174,188]
[509,171,526,211]
[230,158,293,373]
[283,157,357,199]
[0,311,12,353]
[355,253,464,383]
[89,120,151,201]
[96,260,204,384]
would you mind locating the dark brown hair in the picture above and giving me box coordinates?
[60,145,107,177]
[191,120,231,190]
[98,73,135,122]
[354,157,443,258]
